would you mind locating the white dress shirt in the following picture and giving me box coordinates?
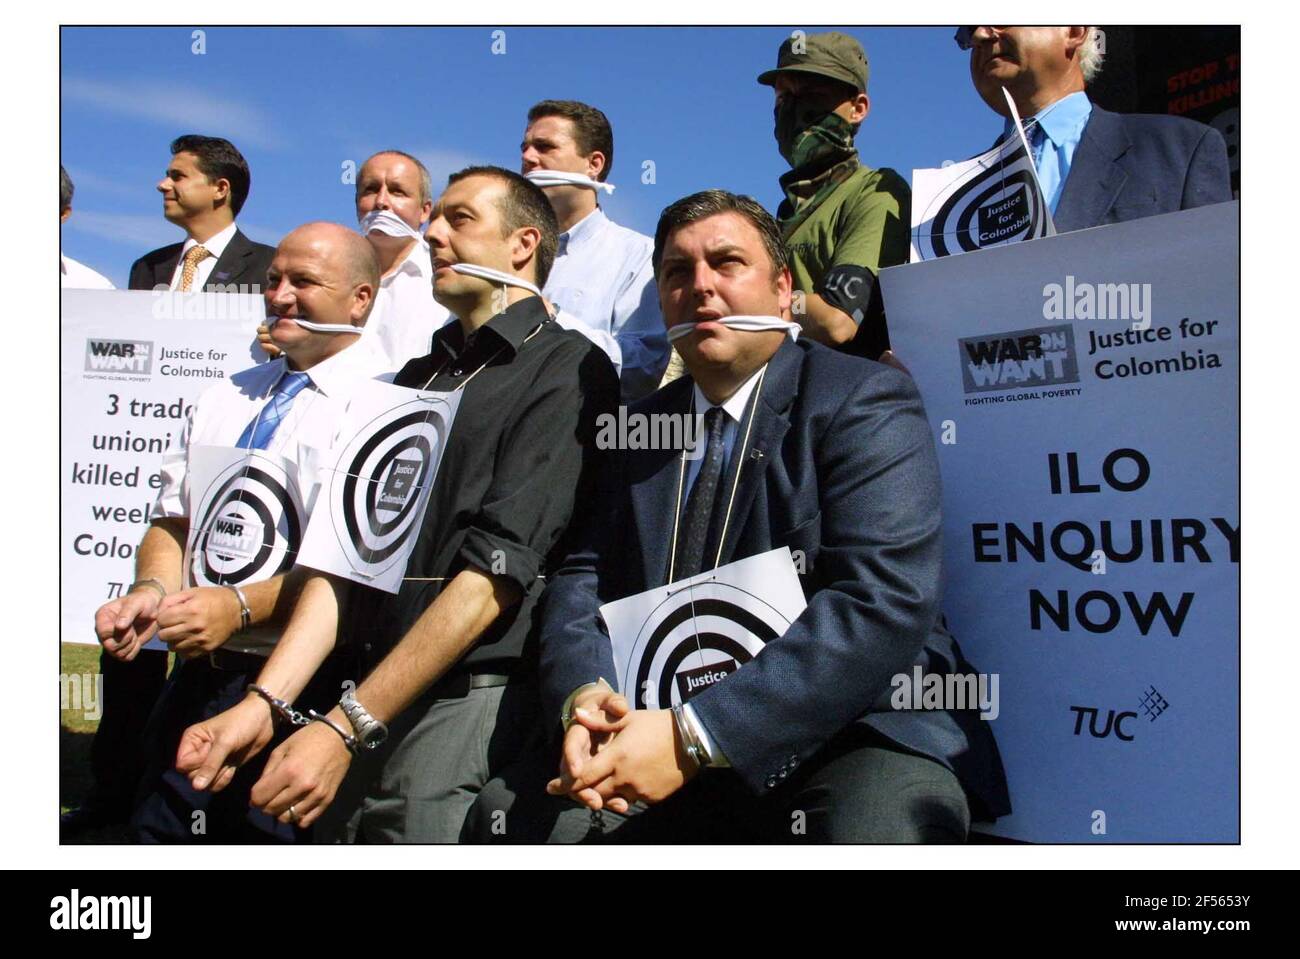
[152,335,395,653]
[542,207,667,401]
[60,253,115,289]
[167,221,238,291]
[683,366,767,497]
[361,240,451,368]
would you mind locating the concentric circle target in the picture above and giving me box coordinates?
[191,462,301,587]
[332,400,455,573]
[623,587,794,709]
[918,141,1047,260]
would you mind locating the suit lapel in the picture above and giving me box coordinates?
[154,246,181,289]
[1053,106,1131,233]
[630,378,694,587]
[713,340,798,567]
[205,229,250,290]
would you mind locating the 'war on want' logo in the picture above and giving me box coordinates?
[958,324,1080,393]
[84,338,154,376]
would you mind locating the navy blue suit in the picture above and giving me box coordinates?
[539,337,1011,823]
[1053,105,1232,233]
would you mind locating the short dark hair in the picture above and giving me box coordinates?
[526,100,615,181]
[359,150,433,206]
[60,165,74,212]
[170,134,253,216]
[653,190,790,279]
[446,165,560,288]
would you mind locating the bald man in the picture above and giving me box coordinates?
[108,222,395,843]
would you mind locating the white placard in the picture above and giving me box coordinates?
[883,202,1239,841]
[297,379,461,594]
[184,446,306,589]
[600,547,807,710]
[60,289,264,645]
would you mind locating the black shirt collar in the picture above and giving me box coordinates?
[434,295,551,362]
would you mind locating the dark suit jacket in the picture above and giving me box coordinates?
[1053,104,1232,233]
[539,337,1011,819]
[127,227,275,292]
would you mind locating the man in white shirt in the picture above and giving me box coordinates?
[127,135,275,295]
[521,99,666,400]
[352,150,450,367]
[94,222,393,842]
[60,165,115,289]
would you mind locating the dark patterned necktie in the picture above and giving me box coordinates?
[674,406,727,579]
[236,370,312,450]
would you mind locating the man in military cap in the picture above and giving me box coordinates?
[758,30,910,360]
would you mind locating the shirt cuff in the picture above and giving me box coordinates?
[458,526,543,595]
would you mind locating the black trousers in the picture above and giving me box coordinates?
[130,653,343,844]
[88,647,170,815]
[466,724,972,844]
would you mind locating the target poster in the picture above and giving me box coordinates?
[184,446,306,590]
[60,289,265,646]
[911,120,1054,262]
[297,379,461,593]
[600,547,807,710]
[882,202,1239,841]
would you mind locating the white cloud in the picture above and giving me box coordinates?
[61,76,284,151]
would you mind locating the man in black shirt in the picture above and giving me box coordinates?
[175,166,618,842]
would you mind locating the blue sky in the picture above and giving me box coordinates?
[60,25,996,287]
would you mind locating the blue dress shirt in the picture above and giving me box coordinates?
[1003,91,1093,215]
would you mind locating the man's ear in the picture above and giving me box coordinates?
[351,282,376,326]
[61,206,71,223]
[585,150,608,182]
[511,224,542,280]
[776,265,794,314]
[851,92,870,125]
[211,176,232,209]
[1064,26,1090,58]
[420,198,434,224]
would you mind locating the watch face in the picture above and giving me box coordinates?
[360,724,387,749]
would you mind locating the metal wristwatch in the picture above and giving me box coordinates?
[339,687,388,750]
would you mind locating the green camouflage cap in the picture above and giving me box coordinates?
[757,31,869,93]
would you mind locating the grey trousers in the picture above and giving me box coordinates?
[465,724,973,843]
[316,681,541,843]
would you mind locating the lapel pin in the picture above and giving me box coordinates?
[750,448,764,461]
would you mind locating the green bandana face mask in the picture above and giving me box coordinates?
[774,99,857,169]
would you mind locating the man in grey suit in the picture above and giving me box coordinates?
[128,134,275,293]
[468,191,1009,842]
[959,26,1232,231]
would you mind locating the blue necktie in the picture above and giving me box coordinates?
[237,370,312,450]
[674,406,727,579]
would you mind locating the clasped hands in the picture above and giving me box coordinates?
[94,585,244,661]
[546,688,700,813]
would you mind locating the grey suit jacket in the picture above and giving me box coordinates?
[1053,104,1232,233]
[538,337,1011,818]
